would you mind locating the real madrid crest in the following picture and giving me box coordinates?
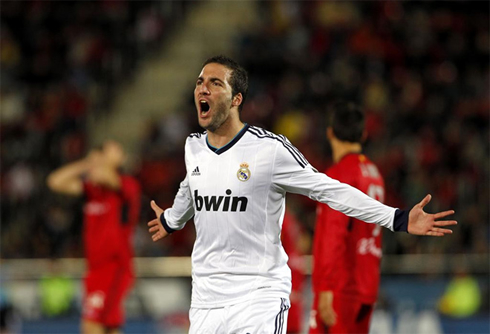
[237,162,251,182]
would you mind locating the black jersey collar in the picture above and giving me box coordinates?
[206,124,249,155]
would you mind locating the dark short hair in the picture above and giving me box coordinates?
[329,101,365,143]
[203,55,248,112]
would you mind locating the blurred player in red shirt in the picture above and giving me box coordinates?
[47,140,141,334]
[309,102,385,334]
[281,209,310,334]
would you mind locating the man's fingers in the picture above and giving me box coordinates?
[149,226,160,233]
[147,218,159,227]
[426,231,444,237]
[433,220,458,227]
[429,227,453,235]
[150,200,162,214]
[418,194,432,209]
[433,210,455,220]
[426,228,453,236]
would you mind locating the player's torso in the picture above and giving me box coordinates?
[185,130,278,256]
[338,154,384,255]
[329,154,384,301]
[83,183,124,266]
[182,126,295,306]
[329,154,384,238]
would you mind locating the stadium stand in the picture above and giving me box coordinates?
[1,1,488,333]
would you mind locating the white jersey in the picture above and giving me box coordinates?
[163,124,396,308]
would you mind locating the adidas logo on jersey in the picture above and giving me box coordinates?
[191,166,201,176]
[194,189,248,212]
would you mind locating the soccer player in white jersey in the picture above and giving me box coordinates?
[147,55,457,333]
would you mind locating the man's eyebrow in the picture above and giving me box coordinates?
[210,77,225,84]
[196,76,225,84]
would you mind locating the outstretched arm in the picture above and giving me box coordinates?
[407,194,457,236]
[273,147,457,235]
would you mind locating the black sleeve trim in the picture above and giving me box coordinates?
[394,209,409,233]
[160,212,176,234]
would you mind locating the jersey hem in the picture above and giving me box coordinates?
[190,291,290,309]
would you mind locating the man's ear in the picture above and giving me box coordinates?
[361,129,368,143]
[232,93,243,108]
[327,127,335,141]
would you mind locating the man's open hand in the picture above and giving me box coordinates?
[408,194,457,236]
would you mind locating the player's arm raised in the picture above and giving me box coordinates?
[46,155,94,196]
[408,194,457,236]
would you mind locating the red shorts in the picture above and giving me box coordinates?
[82,262,134,328]
[309,294,373,334]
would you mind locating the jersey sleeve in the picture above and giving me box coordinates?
[272,139,396,231]
[162,173,195,232]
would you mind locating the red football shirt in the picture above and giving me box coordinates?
[312,153,384,304]
[119,175,141,274]
[281,210,307,333]
[83,175,141,272]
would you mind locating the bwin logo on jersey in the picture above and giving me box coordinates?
[194,189,248,212]
[237,162,251,182]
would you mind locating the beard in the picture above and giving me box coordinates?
[200,99,232,133]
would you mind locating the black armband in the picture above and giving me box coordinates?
[394,209,409,233]
[160,212,176,234]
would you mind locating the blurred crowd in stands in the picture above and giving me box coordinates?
[1,1,488,261]
[232,1,489,257]
[0,0,191,258]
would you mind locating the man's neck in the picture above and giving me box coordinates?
[207,118,245,149]
[331,141,362,163]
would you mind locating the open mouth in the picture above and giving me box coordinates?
[200,100,210,114]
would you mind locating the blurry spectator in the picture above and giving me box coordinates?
[3,162,35,203]
[0,89,24,126]
[0,1,193,259]
[236,0,489,257]
[39,204,74,258]
[438,260,482,318]
[136,7,164,55]
[39,259,76,318]
[0,288,20,334]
